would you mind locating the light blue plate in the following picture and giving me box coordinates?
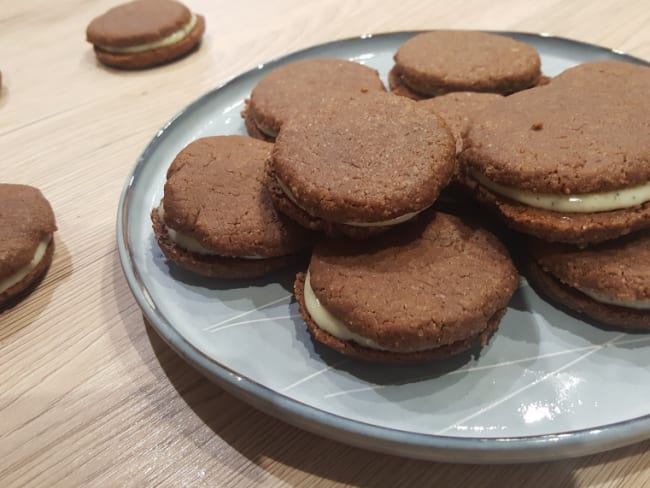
[117,32,650,463]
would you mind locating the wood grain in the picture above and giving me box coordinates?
[1,0,649,486]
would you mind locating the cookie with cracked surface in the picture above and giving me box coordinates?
[294,212,519,362]
[0,184,57,306]
[525,232,650,330]
[244,58,385,141]
[390,31,541,98]
[153,135,312,279]
[461,60,650,245]
[267,91,456,238]
[86,0,205,69]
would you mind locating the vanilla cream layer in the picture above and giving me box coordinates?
[578,287,650,310]
[0,237,50,294]
[97,14,197,54]
[304,271,437,352]
[470,169,650,213]
[157,204,264,259]
[276,177,424,227]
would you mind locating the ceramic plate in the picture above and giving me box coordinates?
[117,32,650,463]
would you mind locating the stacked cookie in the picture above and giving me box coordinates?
[460,60,650,330]
[266,91,456,239]
[152,135,311,278]
[243,58,386,141]
[294,212,518,362]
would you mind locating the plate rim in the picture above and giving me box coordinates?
[116,30,650,464]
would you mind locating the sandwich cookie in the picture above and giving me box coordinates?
[462,61,650,245]
[526,233,650,330]
[152,135,312,279]
[390,31,541,99]
[86,0,205,69]
[419,92,503,154]
[244,58,385,141]
[294,213,519,362]
[266,92,456,239]
[0,184,57,306]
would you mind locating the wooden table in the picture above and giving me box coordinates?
[1,0,649,485]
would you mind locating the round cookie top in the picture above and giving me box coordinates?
[0,184,56,279]
[419,92,503,153]
[463,60,650,194]
[529,231,650,303]
[308,213,519,349]
[248,58,385,133]
[87,0,192,48]
[271,92,456,223]
[162,135,309,257]
[394,31,541,96]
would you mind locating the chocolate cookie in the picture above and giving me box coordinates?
[244,58,385,141]
[419,92,503,154]
[0,184,57,306]
[390,31,541,99]
[526,233,650,330]
[267,92,456,239]
[294,212,519,362]
[153,135,312,279]
[462,60,650,245]
[86,0,205,69]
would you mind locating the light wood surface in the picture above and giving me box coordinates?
[1,0,649,486]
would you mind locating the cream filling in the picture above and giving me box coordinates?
[304,271,437,352]
[578,287,650,310]
[470,169,650,213]
[97,14,197,54]
[157,204,265,259]
[276,177,424,227]
[304,271,389,350]
[0,237,50,294]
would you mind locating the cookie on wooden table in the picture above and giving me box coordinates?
[243,58,385,141]
[152,135,312,279]
[0,184,57,306]
[294,213,519,363]
[389,31,542,99]
[461,60,650,245]
[526,232,650,330]
[266,91,456,239]
[86,0,205,69]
